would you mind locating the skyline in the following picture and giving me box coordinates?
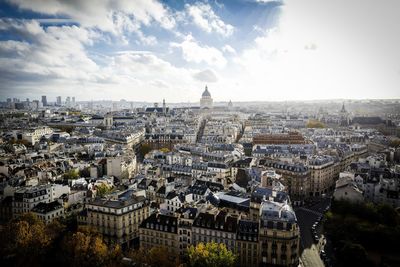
[1,0,400,102]
[5,89,400,105]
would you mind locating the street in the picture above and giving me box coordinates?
[295,197,332,267]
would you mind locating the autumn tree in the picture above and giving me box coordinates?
[389,139,400,148]
[128,247,178,267]
[306,119,325,128]
[62,227,122,267]
[0,213,60,267]
[160,147,170,153]
[187,242,236,267]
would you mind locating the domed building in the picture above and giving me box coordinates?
[200,85,213,109]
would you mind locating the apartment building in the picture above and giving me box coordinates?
[86,195,149,246]
[139,213,180,259]
[259,201,300,267]
[308,155,336,196]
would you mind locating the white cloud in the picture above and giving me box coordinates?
[193,69,218,83]
[0,19,100,82]
[185,2,234,37]
[0,19,203,101]
[171,34,227,68]
[3,0,400,102]
[7,0,175,44]
[222,45,236,54]
[256,0,283,3]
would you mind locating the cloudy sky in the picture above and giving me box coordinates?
[0,0,399,102]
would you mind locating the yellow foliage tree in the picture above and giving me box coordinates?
[187,242,236,267]
[62,228,121,267]
[306,120,325,128]
[160,147,170,153]
[1,213,53,266]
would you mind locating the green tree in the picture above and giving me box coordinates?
[96,183,113,198]
[337,242,370,267]
[187,242,236,267]
[64,169,79,180]
[160,147,170,153]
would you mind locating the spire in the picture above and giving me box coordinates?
[341,102,346,113]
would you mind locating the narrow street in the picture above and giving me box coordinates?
[196,117,207,143]
[295,197,331,267]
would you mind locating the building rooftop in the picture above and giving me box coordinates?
[260,200,297,224]
[202,86,211,97]
[31,200,63,214]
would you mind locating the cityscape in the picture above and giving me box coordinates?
[1,1,400,267]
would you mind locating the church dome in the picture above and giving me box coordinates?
[202,86,211,97]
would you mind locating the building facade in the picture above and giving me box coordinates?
[85,196,149,246]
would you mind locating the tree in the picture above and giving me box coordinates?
[79,167,91,178]
[0,213,52,267]
[55,125,75,134]
[128,247,178,267]
[187,242,236,267]
[62,228,121,267]
[160,147,170,153]
[337,242,370,267]
[389,139,400,148]
[306,120,325,128]
[96,183,113,198]
[64,169,79,180]
[139,143,152,157]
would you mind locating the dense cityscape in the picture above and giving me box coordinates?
[0,88,400,267]
[1,0,400,267]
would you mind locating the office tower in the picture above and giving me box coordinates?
[56,96,62,106]
[41,95,47,106]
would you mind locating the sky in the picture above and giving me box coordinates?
[0,0,399,102]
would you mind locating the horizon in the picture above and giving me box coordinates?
[3,95,400,104]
